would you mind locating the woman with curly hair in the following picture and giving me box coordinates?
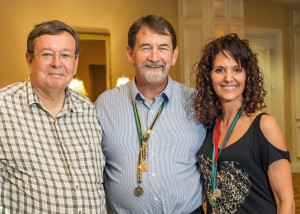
[194,33,294,214]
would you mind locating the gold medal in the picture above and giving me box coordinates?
[132,98,167,197]
[134,185,144,196]
[141,162,148,171]
[213,188,222,198]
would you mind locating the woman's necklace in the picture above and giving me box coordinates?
[210,106,244,213]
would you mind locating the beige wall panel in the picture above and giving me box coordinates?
[213,0,227,20]
[294,33,300,120]
[229,0,244,21]
[297,125,300,157]
[0,0,179,88]
[182,25,206,86]
[290,7,300,171]
[178,0,210,85]
[182,0,205,19]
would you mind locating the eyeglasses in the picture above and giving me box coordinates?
[36,51,76,63]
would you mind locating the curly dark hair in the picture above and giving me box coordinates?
[193,33,266,128]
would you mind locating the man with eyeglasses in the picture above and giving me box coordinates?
[0,20,106,213]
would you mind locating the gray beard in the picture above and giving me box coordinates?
[142,69,165,83]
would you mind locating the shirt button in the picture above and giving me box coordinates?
[151,152,155,156]
[75,184,79,189]
[152,173,156,177]
[154,197,158,201]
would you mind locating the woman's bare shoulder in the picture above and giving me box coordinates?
[259,113,287,151]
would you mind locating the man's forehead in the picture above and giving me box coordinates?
[139,25,170,36]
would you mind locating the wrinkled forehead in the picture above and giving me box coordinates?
[135,25,172,46]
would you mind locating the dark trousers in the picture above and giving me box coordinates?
[189,205,205,214]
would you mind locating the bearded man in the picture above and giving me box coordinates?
[95,15,206,214]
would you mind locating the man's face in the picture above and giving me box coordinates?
[126,26,178,85]
[26,31,78,93]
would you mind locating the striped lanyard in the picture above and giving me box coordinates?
[132,97,167,147]
[132,97,167,196]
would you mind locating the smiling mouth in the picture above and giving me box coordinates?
[222,85,238,90]
[48,74,65,79]
[146,65,163,68]
[49,72,63,76]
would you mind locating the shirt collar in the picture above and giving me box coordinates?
[23,79,84,114]
[129,76,173,103]
[23,79,41,108]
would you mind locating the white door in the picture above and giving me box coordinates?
[245,28,285,133]
[249,37,272,113]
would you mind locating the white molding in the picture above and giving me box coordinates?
[290,7,300,172]
[293,33,300,120]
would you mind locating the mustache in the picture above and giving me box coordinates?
[142,61,165,68]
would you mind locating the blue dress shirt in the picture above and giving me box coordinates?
[95,77,206,214]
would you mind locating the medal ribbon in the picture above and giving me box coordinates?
[132,97,167,195]
[211,106,244,206]
[214,116,221,165]
[132,97,167,146]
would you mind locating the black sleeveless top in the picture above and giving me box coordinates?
[197,113,290,214]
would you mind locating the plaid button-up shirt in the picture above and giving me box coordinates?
[0,80,106,213]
